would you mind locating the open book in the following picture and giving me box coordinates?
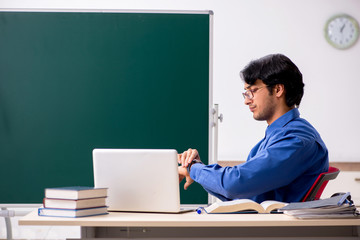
[204,199,288,214]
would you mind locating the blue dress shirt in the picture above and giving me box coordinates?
[190,108,329,203]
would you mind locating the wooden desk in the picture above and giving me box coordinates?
[19,210,360,239]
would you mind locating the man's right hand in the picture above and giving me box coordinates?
[177,148,201,168]
[178,166,194,190]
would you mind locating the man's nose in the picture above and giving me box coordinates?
[244,97,252,105]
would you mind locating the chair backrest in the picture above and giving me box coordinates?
[301,166,340,202]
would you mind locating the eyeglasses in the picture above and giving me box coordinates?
[242,86,266,100]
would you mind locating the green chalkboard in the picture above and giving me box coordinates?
[0,10,211,204]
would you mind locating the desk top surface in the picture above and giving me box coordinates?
[19,210,360,227]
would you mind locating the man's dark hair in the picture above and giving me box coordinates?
[240,54,304,108]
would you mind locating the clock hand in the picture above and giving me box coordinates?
[340,23,346,33]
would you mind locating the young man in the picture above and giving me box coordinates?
[178,54,329,203]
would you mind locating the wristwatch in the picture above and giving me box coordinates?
[187,159,203,173]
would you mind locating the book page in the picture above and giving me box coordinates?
[205,199,264,213]
[222,199,256,206]
[260,200,288,213]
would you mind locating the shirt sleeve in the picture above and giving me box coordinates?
[189,134,324,201]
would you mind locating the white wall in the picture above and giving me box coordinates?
[1,0,360,162]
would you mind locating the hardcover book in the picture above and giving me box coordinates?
[45,186,107,200]
[38,206,108,218]
[43,197,107,209]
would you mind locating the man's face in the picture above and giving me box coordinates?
[243,80,276,123]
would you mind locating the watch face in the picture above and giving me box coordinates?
[325,14,359,49]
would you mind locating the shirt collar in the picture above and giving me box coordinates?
[265,108,300,135]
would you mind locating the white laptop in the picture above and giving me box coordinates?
[93,149,191,213]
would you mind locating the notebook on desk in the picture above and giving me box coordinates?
[93,149,193,213]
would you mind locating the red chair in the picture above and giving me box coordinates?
[301,166,340,202]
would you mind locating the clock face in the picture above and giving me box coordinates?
[325,14,359,49]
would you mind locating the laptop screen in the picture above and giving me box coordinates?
[93,149,181,213]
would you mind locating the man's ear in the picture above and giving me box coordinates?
[274,84,285,97]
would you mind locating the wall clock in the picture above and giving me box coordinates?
[324,14,359,49]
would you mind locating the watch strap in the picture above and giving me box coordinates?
[187,159,203,173]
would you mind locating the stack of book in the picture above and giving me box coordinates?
[279,193,359,219]
[38,186,108,218]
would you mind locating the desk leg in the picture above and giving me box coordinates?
[81,227,95,239]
